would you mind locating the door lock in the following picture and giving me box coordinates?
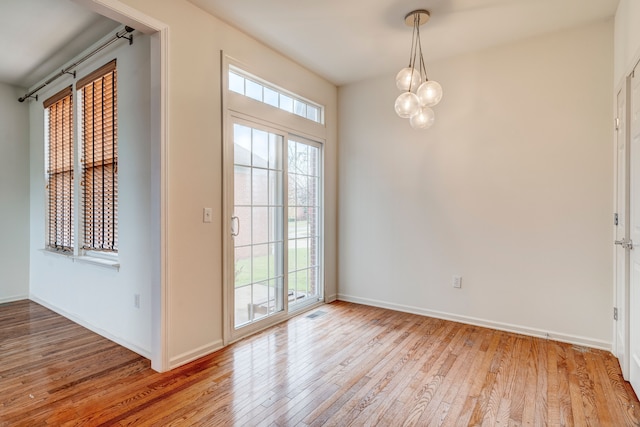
[231,216,240,237]
[615,238,634,250]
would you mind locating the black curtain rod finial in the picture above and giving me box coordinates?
[18,94,38,103]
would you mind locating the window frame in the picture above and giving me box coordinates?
[42,59,120,266]
[228,65,325,125]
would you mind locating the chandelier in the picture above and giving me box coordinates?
[394,10,443,130]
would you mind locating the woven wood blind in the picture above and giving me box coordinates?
[80,60,118,252]
[45,87,74,251]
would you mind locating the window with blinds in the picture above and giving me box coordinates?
[45,87,74,252]
[79,60,118,252]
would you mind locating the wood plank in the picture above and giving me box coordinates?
[0,300,638,426]
[555,343,574,425]
[520,337,539,425]
[533,338,549,425]
[565,344,587,426]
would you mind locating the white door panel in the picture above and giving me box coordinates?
[615,85,629,379]
[629,67,640,393]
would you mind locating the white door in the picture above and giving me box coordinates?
[615,84,630,379]
[629,65,640,393]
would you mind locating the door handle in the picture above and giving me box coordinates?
[615,238,634,250]
[231,216,240,237]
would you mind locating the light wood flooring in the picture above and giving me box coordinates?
[1,299,639,426]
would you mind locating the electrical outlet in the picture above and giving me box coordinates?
[452,276,462,288]
[203,207,213,223]
[134,294,140,309]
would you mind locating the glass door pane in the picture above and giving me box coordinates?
[287,137,322,308]
[233,123,284,328]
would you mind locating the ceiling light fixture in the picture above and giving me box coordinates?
[394,10,443,130]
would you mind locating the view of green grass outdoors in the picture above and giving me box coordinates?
[234,222,310,291]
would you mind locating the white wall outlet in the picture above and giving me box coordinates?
[134,293,140,309]
[452,276,462,288]
[203,207,213,223]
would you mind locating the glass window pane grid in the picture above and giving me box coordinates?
[229,70,324,125]
[286,137,322,307]
[233,124,285,327]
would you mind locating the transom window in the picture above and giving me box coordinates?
[228,67,324,124]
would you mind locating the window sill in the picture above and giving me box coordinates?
[75,255,120,270]
[40,249,120,271]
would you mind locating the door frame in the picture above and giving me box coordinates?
[221,53,328,345]
[76,0,169,372]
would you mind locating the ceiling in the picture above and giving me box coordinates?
[189,0,619,86]
[0,0,119,89]
[0,1,619,90]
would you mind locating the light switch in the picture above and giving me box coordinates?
[452,276,462,288]
[203,207,213,223]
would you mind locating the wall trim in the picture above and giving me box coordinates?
[0,295,29,304]
[337,293,612,351]
[169,340,224,370]
[30,295,152,359]
[325,293,337,303]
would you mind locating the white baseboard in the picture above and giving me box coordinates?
[0,294,29,304]
[337,293,611,351]
[169,340,224,369]
[325,293,337,303]
[30,295,152,359]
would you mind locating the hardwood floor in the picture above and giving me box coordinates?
[1,300,638,426]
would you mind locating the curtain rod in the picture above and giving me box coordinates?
[18,26,134,103]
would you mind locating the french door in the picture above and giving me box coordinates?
[226,117,323,340]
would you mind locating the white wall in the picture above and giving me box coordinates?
[614,0,640,85]
[0,83,29,303]
[338,20,614,348]
[28,32,152,357]
[117,0,338,368]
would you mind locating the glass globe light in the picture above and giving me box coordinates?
[395,92,420,118]
[417,80,443,107]
[395,67,422,92]
[410,107,435,129]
